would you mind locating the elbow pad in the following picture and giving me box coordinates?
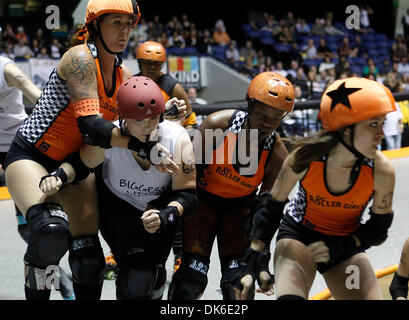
[77,115,116,149]
[354,210,394,249]
[64,152,93,184]
[171,189,198,219]
[249,192,288,244]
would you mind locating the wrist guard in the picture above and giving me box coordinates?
[39,168,68,190]
[249,192,287,243]
[158,206,180,233]
[128,136,161,162]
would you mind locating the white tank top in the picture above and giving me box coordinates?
[102,120,187,211]
[0,56,28,152]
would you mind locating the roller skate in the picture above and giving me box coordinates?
[104,252,118,280]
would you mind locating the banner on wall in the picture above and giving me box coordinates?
[29,58,59,90]
[167,56,201,89]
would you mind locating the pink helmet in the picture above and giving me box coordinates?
[116,76,166,120]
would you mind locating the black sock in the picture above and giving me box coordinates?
[24,286,51,300]
[73,282,103,300]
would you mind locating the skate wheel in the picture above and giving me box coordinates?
[105,271,116,280]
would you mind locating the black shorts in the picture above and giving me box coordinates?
[95,168,174,268]
[4,132,60,172]
[276,214,365,274]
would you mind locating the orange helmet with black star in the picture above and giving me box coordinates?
[247,72,295,112]
[320,77,396,131]
[85,0,141,26]
[136,41,167,62]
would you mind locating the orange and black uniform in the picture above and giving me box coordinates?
[277,156,374,273]
[5,42,123,170]
[169,110,276,300]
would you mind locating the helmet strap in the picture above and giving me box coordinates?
[339,125,363,184]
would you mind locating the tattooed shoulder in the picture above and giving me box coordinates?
[376,191,393,210]
[60,46,97,101]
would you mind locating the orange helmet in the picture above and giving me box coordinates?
[85,0,141,26]
[136,41,167,62]
[320,77,396,131]
[247,72,295,112]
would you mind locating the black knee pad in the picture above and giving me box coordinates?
[25,203,71,267]
[69,235,105,286]
[389,272,409,300]
[116,267,157,300]
[168,253,209,300]
[151,264,167,300]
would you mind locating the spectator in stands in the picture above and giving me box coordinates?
[15,26,29,45]
[287,59,299,79]
[13,38,34,60]
[272,19,286,38]
[302,38,318,59]
[3,24,16,45]
[181,13,191,30]
[158,31,171,48]
[187,87,207,105]
[30,39,41,57]
[36,46,50,59]
[50,38,63,59]
[359,5,374,31]
[278,26,295,44]
[311,18,325,37]
[338,36,352,58]
[185,28,198,47]
[383,101,404,150]
[166,15,182,34]
[169,30,185,48]
[401,73,409,91]
[296,18,311,36]
[350,35,368,58]
[32,28,47,49]
[317,37,335,59]
[196,29,213,55]
[275,60,288,77]
[362,58,378,77]
[225,40,241,66]
[379,58,392,76]
[261,14,277,33]
[293,67,308,96]
[391,41,408,63]
[239,40,256,62]
[384,72,400,92]
[326,67,337,83]
[288,41,303,64]
[398,55,409,76]
[324,18,345,36]
[213,19,231,47]
[1,44,15,61]
[285,11,296,29]
[259,56,274,72]
[241,56,258,78]
[131,18,148,43]
[318,54,335,73]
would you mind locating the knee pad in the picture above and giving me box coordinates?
[220,256,254,300]
[116,267,157,300]
[168,253,209,300]
[69,235,105,286]
[151,264,167,300]
[389,272,409,300]
[25,203,71,267]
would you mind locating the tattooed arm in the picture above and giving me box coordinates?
[57,45,99,102]
[372,151,396,214]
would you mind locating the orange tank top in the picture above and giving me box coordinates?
[287,157,374,236]
[198,111,275,199]
[19,43,123,161]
